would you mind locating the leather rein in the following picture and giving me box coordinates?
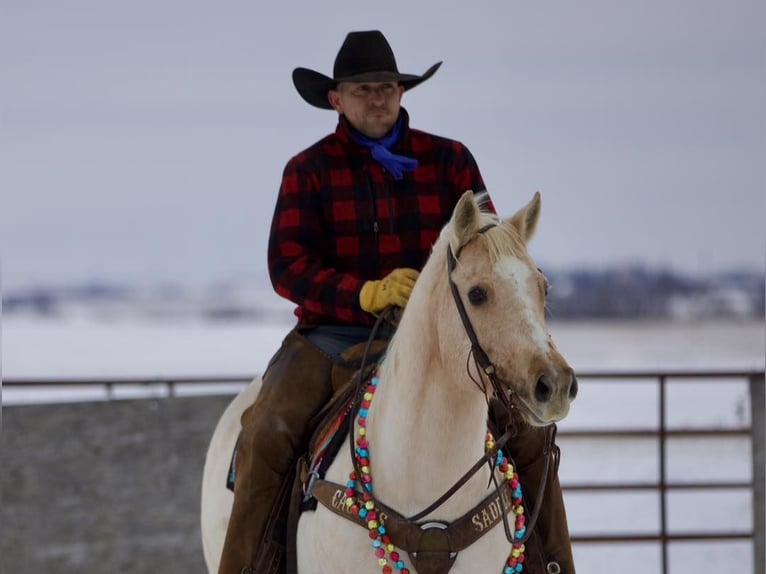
[308,228,555,571]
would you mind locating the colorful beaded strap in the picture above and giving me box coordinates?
[343,374,528,574]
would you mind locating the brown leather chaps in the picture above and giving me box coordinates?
[218,329,338,574]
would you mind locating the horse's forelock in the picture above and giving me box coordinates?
[438,197,524,267]
[483,222,526,265]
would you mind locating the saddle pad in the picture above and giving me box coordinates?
[301,384,360,503]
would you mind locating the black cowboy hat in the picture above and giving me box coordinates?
[292,30,442,110]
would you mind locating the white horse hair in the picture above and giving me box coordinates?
[201,190,575,573]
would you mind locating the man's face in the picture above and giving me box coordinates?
[328,81,404,139]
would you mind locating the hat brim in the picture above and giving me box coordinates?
[292,62,442,110]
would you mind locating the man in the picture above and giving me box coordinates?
[219,30,575,574]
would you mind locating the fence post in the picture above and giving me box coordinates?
[751,373,765,574]
[658,375,668,574]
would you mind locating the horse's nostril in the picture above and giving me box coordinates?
[569,376,579,399]
[535,376,553,403]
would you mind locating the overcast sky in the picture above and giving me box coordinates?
[3,0,764,289]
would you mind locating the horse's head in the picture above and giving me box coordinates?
[432,190,577,426]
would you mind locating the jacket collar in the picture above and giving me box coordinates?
[335,107,411,152]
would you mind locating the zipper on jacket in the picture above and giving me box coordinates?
[365,172,380,234]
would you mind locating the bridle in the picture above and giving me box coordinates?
[446,225,511,411]
[342,225,555,548]
[303,222,568,573]
[445,226,555,546]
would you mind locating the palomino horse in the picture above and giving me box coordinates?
[201,191,577,573]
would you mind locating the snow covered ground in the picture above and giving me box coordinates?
[3,315,763,380]
[2,315,764,573]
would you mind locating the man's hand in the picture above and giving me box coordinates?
[359,268,420,314]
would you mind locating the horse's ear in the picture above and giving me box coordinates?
[452,190,482,249]
[507,191,541,243]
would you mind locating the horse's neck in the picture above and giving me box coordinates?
[365,340,491,520]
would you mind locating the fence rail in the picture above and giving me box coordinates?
[4,369,765,574]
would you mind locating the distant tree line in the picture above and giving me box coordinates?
[544,266,764,320]
[4,266,765,320]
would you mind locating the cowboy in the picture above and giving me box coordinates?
[219,30,575,574]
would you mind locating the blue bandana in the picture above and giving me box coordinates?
[348,113,418,180]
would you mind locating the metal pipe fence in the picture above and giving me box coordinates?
[558,371,763,574]
[4,369,764,574]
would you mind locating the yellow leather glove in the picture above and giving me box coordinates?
[359,268,420,314]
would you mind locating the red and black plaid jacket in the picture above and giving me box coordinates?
[268,109,492,327]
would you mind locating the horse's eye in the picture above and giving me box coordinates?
[467,286,488,305]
